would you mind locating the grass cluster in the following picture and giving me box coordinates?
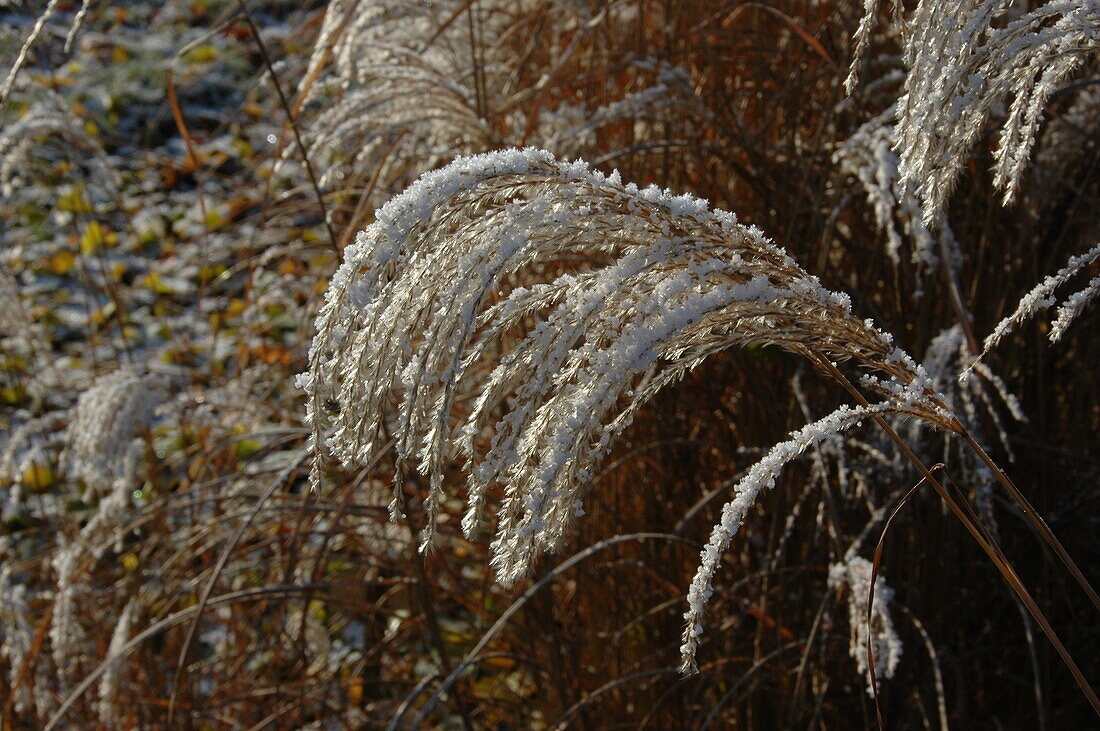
[0,1,1097,728]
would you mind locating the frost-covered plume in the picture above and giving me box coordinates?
[849,1,1100,223]
[1031,81,1100,198]
[0,566,35,714]
[681,401,895,671]
[303,147,957,661]
[540,62,713,162]
[916,325,1027,526]
[964,242,1100,378]
[50,370,165,692]
[62,368,167,494]
[829,554,903,693]
[98,598,138,727]
[297,0,493,190]
[0,414,62,519]
[0,260,30,344]
[0,97,121,200]
[1050,275,1100,342]
[50,546,86,689]
[833,107,954,269]
[297,1,696,202]
[922,324,1025,446]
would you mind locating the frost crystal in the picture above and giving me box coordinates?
[829,554,903,693]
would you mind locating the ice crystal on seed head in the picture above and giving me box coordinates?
[829,554,903,694]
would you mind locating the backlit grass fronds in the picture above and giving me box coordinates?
[0,414,61,513]
[0,566,34,715]
[97,597,137,727]
[681,401,898,671]
[1032,81,1100,196]
[0,98,121,200]
[0,0,63,106]
[62,368,167,494]
[833,106,951,268]
[303,147,957,658]
[921,324,1025,450]
[537,61,713,163]
[0,259,26,340]
[891,0,1100,222]
[965,241,1100,376]
[848,2,1100,223]
[829,553,903,694]
[1051,275,1100,342]
[298,0,496,191]
[298,0,712,216]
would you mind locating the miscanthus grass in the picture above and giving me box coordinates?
[850,0,1100,223]
[302,147,961,671]
[1,0,1096,725]
[303,140,1099,704]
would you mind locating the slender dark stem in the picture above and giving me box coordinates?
[958,429,1100,611]
[868,466,941,730]
[815,355,1099,715]
[235,0,338,254]
[399,492,476,731]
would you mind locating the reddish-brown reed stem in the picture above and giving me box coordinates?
[814,355,1099,716]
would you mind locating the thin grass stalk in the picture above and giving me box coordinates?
[550,668,681,730]
[396,533,693,731]
[957,429,1100,611]
[894,603,950,731]
[868,467,942,729]
[235,0,338,253]
[45,584,329,731]
[398,488,477,731]
[816,355,1100,715]
[785,592,834,728]
[166,451,311,726]
[698,641,806,730]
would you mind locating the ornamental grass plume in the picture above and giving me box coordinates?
[296,0,714,225]
[829,554,903,694]
[832,106,949,269]
[963,242,1100,378]
[302,147,960,668]
[62,368,167,494]
[850,0,1100,223]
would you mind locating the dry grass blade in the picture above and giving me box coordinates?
[45,584,328,731]
[867,466,941,728]
[395,532,692,730]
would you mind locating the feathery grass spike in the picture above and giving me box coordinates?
[302,147,953,655]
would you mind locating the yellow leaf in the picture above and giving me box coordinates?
[92,301,117,325]
[58,185,93,214]
[141,273,174,295]
[185,44,218,65]
[21,463,55,491]
[81,221,108,253]
[48,249,76,275]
